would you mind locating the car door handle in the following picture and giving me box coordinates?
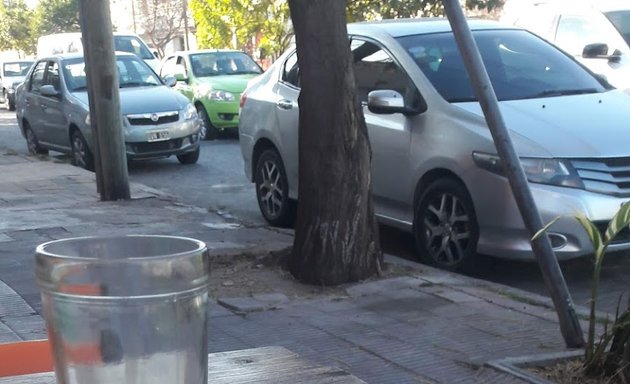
[41,104,47,110]
[277,99,293,110]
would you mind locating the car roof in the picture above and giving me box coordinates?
[170,49,248,57]
[505,0,630,14]
[347,17,518,38]
[36,51,137,61]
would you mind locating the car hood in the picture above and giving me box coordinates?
[194,74,259,93]
[72,86,189,114]
[456,91,630,158]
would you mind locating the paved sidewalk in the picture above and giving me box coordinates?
[0,152,584,383]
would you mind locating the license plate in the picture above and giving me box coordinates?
[146,130,170,142]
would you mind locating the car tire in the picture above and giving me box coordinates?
[24,125,48,155]
[8,97,15,111]
[197,105,218,141]
[414,178,479,273]
[177,147,200,165]
[71,130,95,171]
[255,149,294,227]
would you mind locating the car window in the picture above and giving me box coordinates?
[29,61,48,94]
[3,62,33,77]
[396,29,607,102]
[281,52,299,87]
[62,55,161,92]
[189,52,262,77]
[45,61,61,92]
[555,15,613,55]
[114,36,154,60]
[160,56,177,77]
[351,39,418,105]
[606,10,630,47]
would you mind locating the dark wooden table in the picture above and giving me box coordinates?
[0,346,366,383]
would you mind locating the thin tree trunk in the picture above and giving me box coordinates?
[287,0,382,285]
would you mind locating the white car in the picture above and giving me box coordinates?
[239,18,630,271]
[501,0,630,93]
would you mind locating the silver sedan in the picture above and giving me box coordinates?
[239,18,630,271]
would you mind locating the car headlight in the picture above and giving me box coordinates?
[472,152,584,189]
[208,90,235,101]
[183,103,197,120]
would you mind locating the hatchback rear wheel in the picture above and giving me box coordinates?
[255,149,294,227]
[414,178,479,272]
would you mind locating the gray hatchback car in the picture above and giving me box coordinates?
[240,18,630,271]
[16,52,201,170]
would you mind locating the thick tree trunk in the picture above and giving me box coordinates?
[287,0,382,285]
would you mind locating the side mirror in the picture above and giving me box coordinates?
[367,90,422,116]
[40,84,60,98]
[582,43,622,63]
[163,75,177,87]
[173,64,188,82]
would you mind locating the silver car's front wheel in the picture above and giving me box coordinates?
[415,178,479,272]
[255,149,294,227]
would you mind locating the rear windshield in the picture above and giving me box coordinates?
[3,62,33,77]
[114,36,154,60]
[396,29,608,102]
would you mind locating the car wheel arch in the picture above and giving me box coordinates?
[252,138,282,183]
[413,168,471,212]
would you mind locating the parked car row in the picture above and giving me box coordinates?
[238,18,630,271]
[0,60,33,111]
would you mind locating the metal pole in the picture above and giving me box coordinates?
[183,0,190,50]
[442,0,584,348]
[79,0,131,201]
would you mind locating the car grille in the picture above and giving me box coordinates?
[571,158,630,197]
[131,139,182,153]
[593,221,630,244]
[126,111,179,126]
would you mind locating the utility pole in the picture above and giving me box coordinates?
[79,0,131,201]
[442,0,584,348]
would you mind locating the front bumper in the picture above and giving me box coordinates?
[203,100,240,130]
[124,114,201,159]
[473,171,630,261]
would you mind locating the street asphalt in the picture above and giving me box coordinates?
[0,150,591,383]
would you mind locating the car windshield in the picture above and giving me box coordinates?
[605,10,630,47]
[3,61,33,77]
[114,36,154,60]
[396,29,608,102]
[62,55,162,92]
[189,52,262,77]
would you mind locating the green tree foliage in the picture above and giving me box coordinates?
[347,0,504,21]
[0,0,34,54]
[31,0,80,37]
[189,0,291,60]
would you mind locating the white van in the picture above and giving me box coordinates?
[36,32,160,72]
[501,0,630,93]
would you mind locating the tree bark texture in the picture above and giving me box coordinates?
[287,0,382,285]
[79,0,130,201]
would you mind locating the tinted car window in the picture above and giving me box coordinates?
[114,36,154,60]
[351,39,417,104]
[282,52,299,87]
[29,61,48,93]
[605,10,630,47]
[45,61,61,91]
[397,29,607,102]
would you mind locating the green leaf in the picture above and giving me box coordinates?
[532,216,561,241]
[604,201,630,243]
[575,213,604,260]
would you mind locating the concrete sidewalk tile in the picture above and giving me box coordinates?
[0,321,20,343]
[217,296,269,313]
[345,276,423,297]
[429,289,485,303]
[2,314,47,340]
[0,233,13,242]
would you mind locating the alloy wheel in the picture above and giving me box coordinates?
[258,159,284,219]
[26,129,38,155]
[422,192,472,267]
[72,133,87,168]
